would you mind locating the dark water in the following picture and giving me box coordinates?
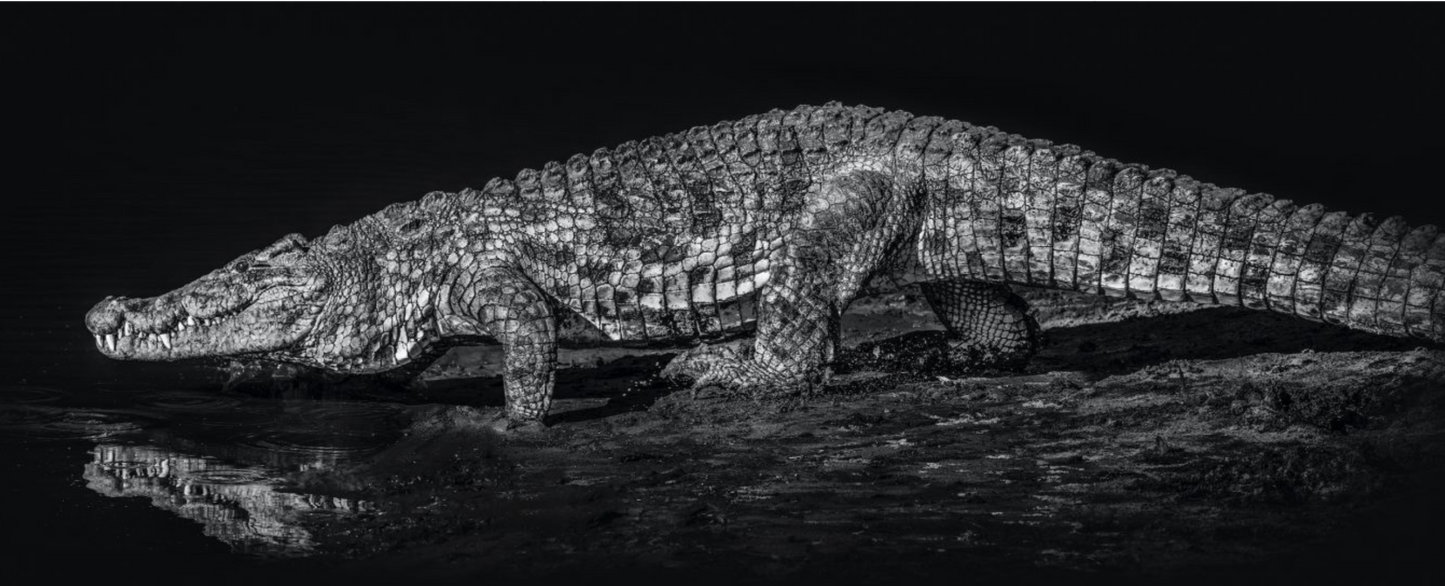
[0,363,408,581]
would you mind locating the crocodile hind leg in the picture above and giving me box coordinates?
[921,280,1039,371]
[662,170,912,395]
[841,280,1039,374]
[662,275,841,393]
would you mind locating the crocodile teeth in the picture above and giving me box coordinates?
[104,334,116,352]
[159,333,172,350]
[187,315,196,327]
[122,322,133,337]
[94,334,102,346]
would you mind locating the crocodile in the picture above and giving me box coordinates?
[85,103,1445,427]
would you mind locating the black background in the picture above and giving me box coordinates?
[7,3,1445,374]
[3,3,1445,583]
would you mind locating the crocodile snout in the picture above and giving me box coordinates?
[85,296,127,335]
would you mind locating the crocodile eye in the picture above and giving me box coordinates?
[233,260,273,272]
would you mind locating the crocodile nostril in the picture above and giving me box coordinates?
[85,299,122,335]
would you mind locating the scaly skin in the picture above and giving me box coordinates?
[85,103,1445,426]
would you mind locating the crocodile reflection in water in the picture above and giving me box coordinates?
[84,443,372,557]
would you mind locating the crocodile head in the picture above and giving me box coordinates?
[85,233,332,363]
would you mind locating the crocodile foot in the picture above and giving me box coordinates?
[484,411,548,434]
[661,344,822,397]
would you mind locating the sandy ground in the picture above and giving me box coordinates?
[213,287,1445,584]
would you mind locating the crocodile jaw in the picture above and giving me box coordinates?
[85,282,326,361]
[87,295,321,362]
[85,233,331,362]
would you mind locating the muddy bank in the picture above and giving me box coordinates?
[194,288,1445,584]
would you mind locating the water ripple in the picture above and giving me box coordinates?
[43,410,157,440]
[0,404,160,440]
[135,390,246,412]
[230,402,404,458]
[0,385,66,404]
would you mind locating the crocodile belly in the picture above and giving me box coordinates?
[557,294,760,349]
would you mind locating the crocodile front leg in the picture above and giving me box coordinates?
[442,267,557,426]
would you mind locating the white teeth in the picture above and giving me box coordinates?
[94,334,103,346]
[159,333,172,350]
[105,334,116,352]
[187,315,196,327]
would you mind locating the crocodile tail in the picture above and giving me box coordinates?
[1291,211,1444,341]
[920,132,1445,342]
[1065,161,1445,342]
